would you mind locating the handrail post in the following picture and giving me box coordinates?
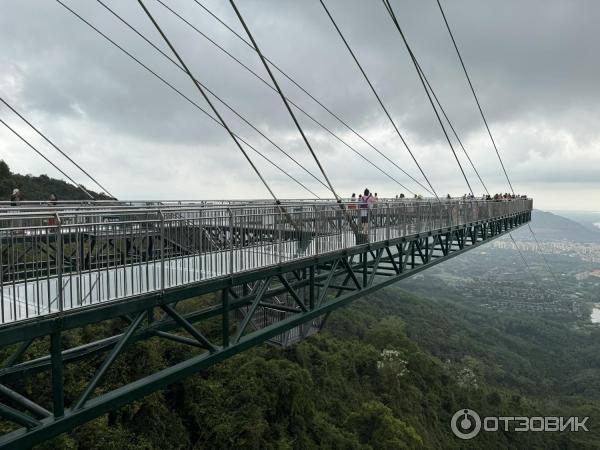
[50,332,64,418]
[314,205,320,255]
[222,288,230,348]
[429,202,433,230]
[386,203,390,240]
[158,210,165,292]
[228,208,234,274]
[277,207,283,263]
[55,213,63,313]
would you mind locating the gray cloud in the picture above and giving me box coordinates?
[0,0,599,210]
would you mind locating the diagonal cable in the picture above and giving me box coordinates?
[137,0,280,202]
[383,0,473,195]
[55,0,318,198]
[97,0,414,195]
[177,0,430,195]
[436,0,513,194]
[319,0,439,199]
[437,0,561,292]
[0,118,94,199]
[0,96,115,198]
[509,233,546,296]
[228,0,340,201]
[414,60,489,195]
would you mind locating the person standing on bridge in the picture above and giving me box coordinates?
[348,193,357,209]
[373,193,379,225]
[9,189,22,231]
[10,188,21,206]
[361,188,375,234]
[48,193,58,226]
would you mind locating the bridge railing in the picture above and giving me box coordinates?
[0,198,532,324]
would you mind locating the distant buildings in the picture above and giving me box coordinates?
[492,240,600,263]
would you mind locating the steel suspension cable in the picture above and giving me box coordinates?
[97,0,413,196]
[437,0,561,291]
[527,223,562,292]
[154,0,418,195]
[319,0,439,199]
[97,0,329,194]
[228,0,340,201]
[509,233,545,293]
[136,0,280,203]
[55,0,319,198]
[436,0,513,194]
[0,96,115,199]
[415,61,489,195]
[182,0,430,195]
[0,118,94,199]
[382,0,473,196]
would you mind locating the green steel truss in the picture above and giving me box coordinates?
[0,209,530,448]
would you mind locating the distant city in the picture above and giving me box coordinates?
[491,240,600,264]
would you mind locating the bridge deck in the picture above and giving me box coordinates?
[0,198,532,326]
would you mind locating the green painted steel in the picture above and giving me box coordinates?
[0,208,530,449]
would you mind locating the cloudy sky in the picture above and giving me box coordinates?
[0,0,598,211]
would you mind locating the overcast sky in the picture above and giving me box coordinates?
[0,0,598,211]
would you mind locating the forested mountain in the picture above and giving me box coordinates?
[0,160,109,201]
[523,209,600,243]
[1,168,597,449]
[11,289,596,450]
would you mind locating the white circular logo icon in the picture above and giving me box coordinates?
[451,409,482,440]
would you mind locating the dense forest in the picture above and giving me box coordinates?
[0,160,109,201]
[1,166,598,449]
[1,288,594,450]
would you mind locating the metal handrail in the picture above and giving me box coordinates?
[0,198,533,325]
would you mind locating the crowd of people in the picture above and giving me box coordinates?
[345,192,528,205]
[449,193,528,201]
[345,190,527,205]
[341,188,529,233]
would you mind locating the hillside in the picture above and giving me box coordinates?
[517,209,600,243]
[7,288,594,450]
[0,160,110,201]
[1,168,596,449]
[551,210,600,236]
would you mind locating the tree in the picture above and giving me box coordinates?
[0,160,10,178]
[345,401,422,449]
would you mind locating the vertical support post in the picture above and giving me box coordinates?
[309,266,315,310]
[367,208,371,242]
[386,203,390,240]
[362,251,368,288]
[228,208,234,274]
[158,210,165,292]
[314,205,320,255]
[429,202,433,230]
[55,213,63,313]
[50,332,64,418]
[147,307,154,324]
[277,207,282,264]
[222,288,230,348]
[398,243,404,273]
